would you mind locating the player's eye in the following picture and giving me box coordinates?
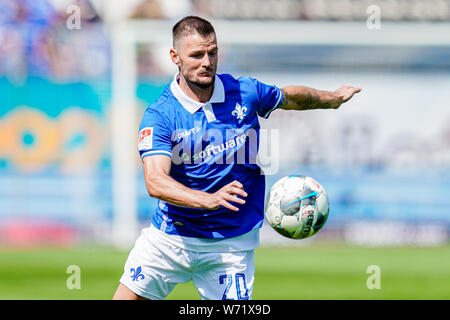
[191,52,203,59]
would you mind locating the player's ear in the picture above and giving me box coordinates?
[169,48,181,67]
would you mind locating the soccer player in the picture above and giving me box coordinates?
[113,16,361,300]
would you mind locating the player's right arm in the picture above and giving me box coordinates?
[143,155,247,212]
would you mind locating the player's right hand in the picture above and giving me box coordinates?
[206,180,248,212]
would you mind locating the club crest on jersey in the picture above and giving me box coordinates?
[138,127,153,150]
[232,103,247,121]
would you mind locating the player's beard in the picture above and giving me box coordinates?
[179,62,216,89]
[184,72,215,89]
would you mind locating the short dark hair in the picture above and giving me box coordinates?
[172,16,215,46]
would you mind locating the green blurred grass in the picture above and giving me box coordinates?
[0,244,449,300]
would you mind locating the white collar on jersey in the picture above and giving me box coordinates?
[170,73,225,114]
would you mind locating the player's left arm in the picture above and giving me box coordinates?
[279,85,362,110]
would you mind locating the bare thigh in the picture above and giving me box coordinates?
[112,283,149,300]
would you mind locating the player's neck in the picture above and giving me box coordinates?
[178,74,214,103]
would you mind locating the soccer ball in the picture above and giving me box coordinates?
[264,175,329,239]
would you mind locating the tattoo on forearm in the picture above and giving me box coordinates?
[298,91,339,110]
[282,88,339,110]
[281,91,289,107]
[299,92,319,110]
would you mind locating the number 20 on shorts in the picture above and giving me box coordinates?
[219,273,249,300]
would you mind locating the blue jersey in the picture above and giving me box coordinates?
[138,73,284,239]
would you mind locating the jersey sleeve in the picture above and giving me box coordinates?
[251,78,284,119]
[138,106,173,159]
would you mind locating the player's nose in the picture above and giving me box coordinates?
[201,54,213,68]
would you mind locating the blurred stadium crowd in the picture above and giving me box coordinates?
[132,0,450,21]
[0,0,106,81]
[1,0,449,81]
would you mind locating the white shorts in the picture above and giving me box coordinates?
[119,226,255,300]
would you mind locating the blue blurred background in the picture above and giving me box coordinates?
[0,0,449,248]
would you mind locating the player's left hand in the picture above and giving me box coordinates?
[333,86,362,108]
